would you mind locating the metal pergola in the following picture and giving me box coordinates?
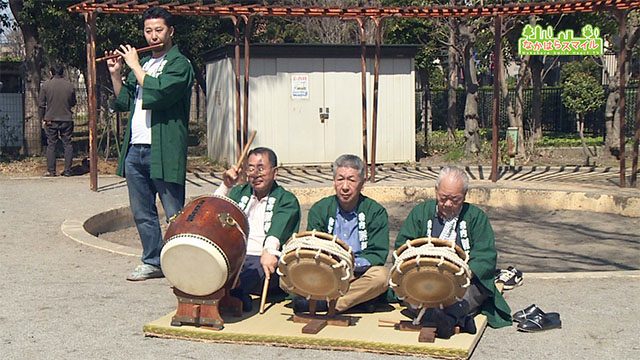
[68,0,640,191]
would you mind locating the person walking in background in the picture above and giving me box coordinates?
[38,63,77,177]
[106,6,195,281]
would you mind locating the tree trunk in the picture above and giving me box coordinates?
[10,0,43,156]
[460,22,481,155]
[604,78,621,157]
[446,20,458,141]
[529,56,544,144]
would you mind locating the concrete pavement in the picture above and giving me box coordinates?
[1,169,639,359]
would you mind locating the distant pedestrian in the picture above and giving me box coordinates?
[38,63,77,177]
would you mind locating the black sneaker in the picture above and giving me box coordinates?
[496,266,523,290]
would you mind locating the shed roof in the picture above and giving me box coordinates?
[202,43,419,63]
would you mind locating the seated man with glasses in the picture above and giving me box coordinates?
[294,154,390,314]
[214,147,301,312]
[395,165,511,338]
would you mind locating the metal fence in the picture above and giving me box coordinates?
[425,86,638,136]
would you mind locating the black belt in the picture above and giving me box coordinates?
[131,143,151,148]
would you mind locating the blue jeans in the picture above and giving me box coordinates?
[125,144,185,267]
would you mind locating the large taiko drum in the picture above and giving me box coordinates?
[277,230,354,301]
[389,237,471,309]
[160,195,249,296]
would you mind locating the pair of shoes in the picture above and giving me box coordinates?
[512,304,545,323]
[292,297,328,313]
[517,312,562,332]
[43,171,56,177]
[126,264,164,281]
[496,266,523,290]
[230,288,253,312]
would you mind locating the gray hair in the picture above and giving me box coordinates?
[332,154,365,180]
[436,166,469,194]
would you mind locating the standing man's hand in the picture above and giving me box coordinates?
[106,50,124,97]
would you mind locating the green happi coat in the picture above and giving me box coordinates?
[307,195,389,266]
[395,199,512,328]
[114,46,195,185]
[228,181,301,247]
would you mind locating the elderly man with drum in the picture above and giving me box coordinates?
[394,166,511,338]
[214,147,301,312]
[295,154,390,314]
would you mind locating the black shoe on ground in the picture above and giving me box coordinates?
[43,171,56,177]
[517,312,561,332]
[512,304,545,323]
[62,171,73,177]
[496,266,523,290]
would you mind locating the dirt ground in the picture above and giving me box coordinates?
[99,202,640,273]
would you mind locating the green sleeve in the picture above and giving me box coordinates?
[360,204,389,266]
[466,211,498,287]
[267,192,301,247]
[142,57,193,111]
[306,200,328,232]
[395,203,427,249]
[112,73,136,112]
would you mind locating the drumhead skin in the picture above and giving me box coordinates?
[279,250,349,300]
[391,258,467,308]
[160,234,229,296]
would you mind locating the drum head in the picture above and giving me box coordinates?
[278,249,349,300]
[391,258,467,308]
[160,234,229,296]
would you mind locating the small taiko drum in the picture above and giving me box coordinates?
[160,195,249,296]
[277,230,354,301]
[389,237,471,309]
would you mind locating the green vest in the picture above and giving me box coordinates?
[306,195,389,266]
[114,45,195,185]
[228,181,301,247]
[396,199,512,328]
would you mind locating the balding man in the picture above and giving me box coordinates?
[395,165,511,338]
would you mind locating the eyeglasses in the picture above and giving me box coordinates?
[247,165,273,175]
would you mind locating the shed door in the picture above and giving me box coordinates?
[277,58,364,165]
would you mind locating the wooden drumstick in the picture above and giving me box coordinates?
[234,130,257,170]
[259,274,269,314]
[96,43,164,63]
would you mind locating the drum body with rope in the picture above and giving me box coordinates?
[277,230,354,301]
[160,195,249,296]
[389,237,471,309]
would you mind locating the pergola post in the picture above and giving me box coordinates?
[84,12,98,191]
[370,17,385,183]
[356,17,369,180]
[242,15,254,148]
[231,16,242,159]
[490,15,502,183]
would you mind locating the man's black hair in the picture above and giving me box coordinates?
[142,6,174,27]
[50,63,64,77]
[248,147,278,167]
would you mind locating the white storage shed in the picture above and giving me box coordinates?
[204,44,417,165]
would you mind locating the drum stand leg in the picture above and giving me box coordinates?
[293,299,354,334]
[171,288,228,330]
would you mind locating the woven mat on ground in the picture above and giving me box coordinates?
[143,300,488,359]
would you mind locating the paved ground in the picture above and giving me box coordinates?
[1,167,639,359]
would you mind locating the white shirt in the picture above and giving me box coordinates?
[130,55,167,145]
[214,183,281,257]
